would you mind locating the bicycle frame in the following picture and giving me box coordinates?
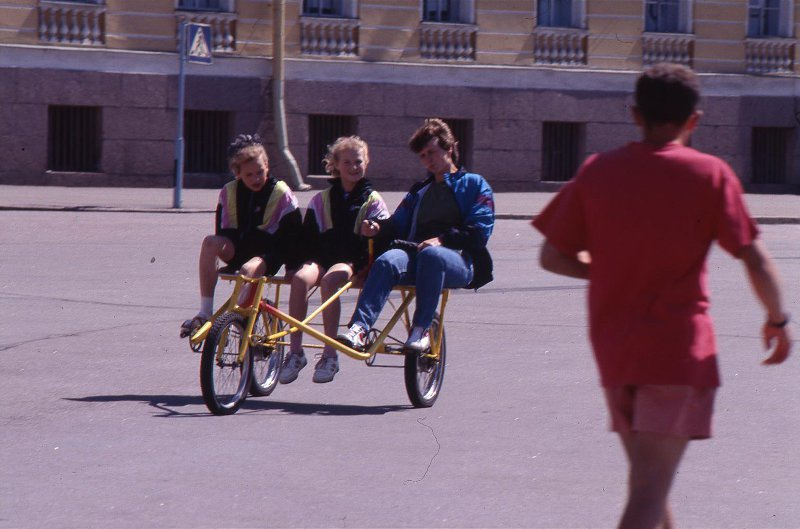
[191,273,449,364]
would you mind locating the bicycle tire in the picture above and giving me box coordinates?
[404,315,445,408]
[250,302,284,397]
[200,312,251,415]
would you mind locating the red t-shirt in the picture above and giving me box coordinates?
[533,142,758,387]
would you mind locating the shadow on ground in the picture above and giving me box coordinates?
[64,394,411,417]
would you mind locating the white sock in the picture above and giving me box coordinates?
[200,297,213,318]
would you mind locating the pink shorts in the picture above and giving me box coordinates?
[603,385,716,440]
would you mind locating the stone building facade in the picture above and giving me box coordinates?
[1,0,798,192]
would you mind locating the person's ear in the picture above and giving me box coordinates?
[684,110,702,132]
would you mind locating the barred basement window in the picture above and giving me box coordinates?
[184,110,231,173]
[48,105,101,172]
[751,127,791,184]
[308,114,358,175]
[542,121,582,182]
[441,118,472,170]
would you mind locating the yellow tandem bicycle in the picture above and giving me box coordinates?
[187,271,449,415]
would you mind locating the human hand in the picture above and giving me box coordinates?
[761,322,792,365]
[417,237,442,251]
[361,219,380,237]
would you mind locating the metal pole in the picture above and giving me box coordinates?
[273,0,309,191]
[173,20,187,209]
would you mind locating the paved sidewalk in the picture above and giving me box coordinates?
[1,184,798,222]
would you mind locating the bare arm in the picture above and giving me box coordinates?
[539,241,590,280]
[739,240,792,365]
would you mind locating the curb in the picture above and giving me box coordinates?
[1,205,798,224]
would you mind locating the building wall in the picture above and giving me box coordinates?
[0,0,799,192]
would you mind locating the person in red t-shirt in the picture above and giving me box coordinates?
[533,63,792,529]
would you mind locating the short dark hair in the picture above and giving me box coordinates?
[408,118,460,167]
[635,63,700,126]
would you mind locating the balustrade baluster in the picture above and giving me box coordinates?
[68,10,80,43]
[39,9,49,41]
[58,9,69,42]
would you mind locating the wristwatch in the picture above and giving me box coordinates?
[767,313,790,328]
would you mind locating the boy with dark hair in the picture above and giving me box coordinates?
[533,63,792,529]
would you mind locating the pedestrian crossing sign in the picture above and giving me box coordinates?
[186,23,212,64]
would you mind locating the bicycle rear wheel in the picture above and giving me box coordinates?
[200,313,251,415]
[250,303,284,397]
[404,316,446,408]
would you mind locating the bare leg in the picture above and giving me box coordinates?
[289,263,322,354]
[617,431,689,529]
[199,235,235,298]
[234,255,267,307]
[319,263,354,357]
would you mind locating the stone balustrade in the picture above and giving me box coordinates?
[642,32,694,66]
[176,11,237,53]
[38,1,106,46]
[533,27,587,66]
[300,16,359,57]
[419,22,476,61]
[745,38,795,74]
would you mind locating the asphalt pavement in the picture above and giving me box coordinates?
[0,185,798,528]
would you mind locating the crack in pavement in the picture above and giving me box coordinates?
[405,417,441,484]
[0,319,171,352]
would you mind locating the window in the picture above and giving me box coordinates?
[184,110,231,173]
[536,0,586,29]
[308,115,357,175]
[48,105,101,172]
[422,0,474,24]
[441,118,472,169]
[542,122,582,182]
[424,0,453,22]
[645,0,681,32]
[303,0,343,17]
[748,0,792,37]
[751,127,791,184]
[177,0,233,12]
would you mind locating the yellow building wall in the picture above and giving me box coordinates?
[0,1,39,45]
[1,0,798,74]
[586,0,642,70]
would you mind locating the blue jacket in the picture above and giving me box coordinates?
[383,169,495,289]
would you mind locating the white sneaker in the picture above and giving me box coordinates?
[279,351,307,384]
[405,326,430,352]
[337,324,367,350]
[312,356,339,383]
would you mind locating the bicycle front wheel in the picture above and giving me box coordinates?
[404,316,446,408]
[200,313,251,415]
[250,304,284,397]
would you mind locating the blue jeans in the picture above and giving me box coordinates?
[350,246,473,331]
